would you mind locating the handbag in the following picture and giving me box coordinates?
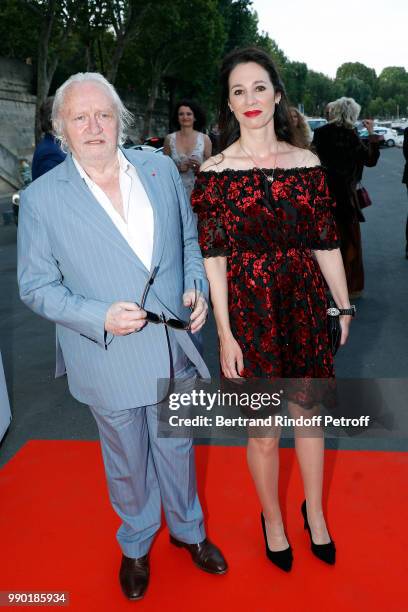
[326,298,341,356]
[356,184,372,209]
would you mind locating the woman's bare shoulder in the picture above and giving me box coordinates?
[200,153,225,172]
[200,142,241,172]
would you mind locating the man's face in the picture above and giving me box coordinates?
[60,82,119,165]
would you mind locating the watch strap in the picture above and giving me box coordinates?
[338,306,356,316]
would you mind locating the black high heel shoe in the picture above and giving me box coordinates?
[301,500,336,565]
[260,513,293,572]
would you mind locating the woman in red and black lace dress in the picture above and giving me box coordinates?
[191,48,354,571]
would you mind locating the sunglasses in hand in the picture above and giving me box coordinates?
[139,270,198,331]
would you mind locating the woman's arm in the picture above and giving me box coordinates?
[313,248,353,346]
[163,135,171,157]
[164,134,189,172]
[204,256,244,377]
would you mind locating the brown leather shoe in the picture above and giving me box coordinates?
[170,536,228,574]
[119,554,149,600]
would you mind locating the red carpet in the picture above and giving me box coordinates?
[0,441,407,611]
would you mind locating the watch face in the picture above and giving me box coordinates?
[327,307,340,316]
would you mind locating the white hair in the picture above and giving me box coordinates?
[52,72,134,150]
[328,97,361,129]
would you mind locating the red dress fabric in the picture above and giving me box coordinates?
[191,166,340,380]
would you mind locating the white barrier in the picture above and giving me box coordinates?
[0,350,11,442]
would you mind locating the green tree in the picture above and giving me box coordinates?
[104,0,150,83]
[219,0,258,54]
[26,0,82,142]
[303,70,336,116]
[383,97,397,118]
[336,76,372,113]
[367,97,384,118]
[255,32,287,72]
[118,0,224,139]
[0,0,41,60]
[336,62,377,94]
[395,94,408,119]
[377,66,408,100]
[282,61,308,106]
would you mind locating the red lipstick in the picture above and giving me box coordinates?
[244,110,262,117]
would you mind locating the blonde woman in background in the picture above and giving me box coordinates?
[313,97,381,296]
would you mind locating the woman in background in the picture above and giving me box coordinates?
[313,97,380,297]
[164,99,212,199]
[290,107,312,148]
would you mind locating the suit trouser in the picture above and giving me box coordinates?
[89,332,205,558]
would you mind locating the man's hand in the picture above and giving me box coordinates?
[183,290,208,334]
[188,156,200,174]
[105,302,147,335]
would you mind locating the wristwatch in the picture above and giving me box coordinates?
[327,305,356,317]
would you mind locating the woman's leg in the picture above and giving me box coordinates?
[247,423,289,551]
[289,401,331,544]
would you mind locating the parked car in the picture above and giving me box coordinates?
[392,126,406,136]
[144,136,164,149]
[358,126,398,147]
[128,144,164,154]
[306,117,327,131]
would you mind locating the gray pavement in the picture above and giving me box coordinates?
[1,147,407,467]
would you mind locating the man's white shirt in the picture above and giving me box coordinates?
[73,150,154,270]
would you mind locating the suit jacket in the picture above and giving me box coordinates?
[31,133,66,181]
[17,149,209,410]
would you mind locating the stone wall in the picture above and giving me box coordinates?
[0,58,36,192]
[123,94,169,142]
[0,58,36,156]
[0,144,21,191]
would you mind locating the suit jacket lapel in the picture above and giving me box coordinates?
[57,152,169,274]
[121,148,169,272]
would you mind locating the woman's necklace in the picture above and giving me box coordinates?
[239,139,279,183]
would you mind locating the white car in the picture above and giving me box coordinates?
[374,127,398,147]
[358,127,398,147]
[128,144,164,154]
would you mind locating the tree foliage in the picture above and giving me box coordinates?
[336,62,377,93]
[0,0,406,143]
[377,66,408,100]
[303,70,336,117]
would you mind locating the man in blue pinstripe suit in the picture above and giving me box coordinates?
[17,73,227,600]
